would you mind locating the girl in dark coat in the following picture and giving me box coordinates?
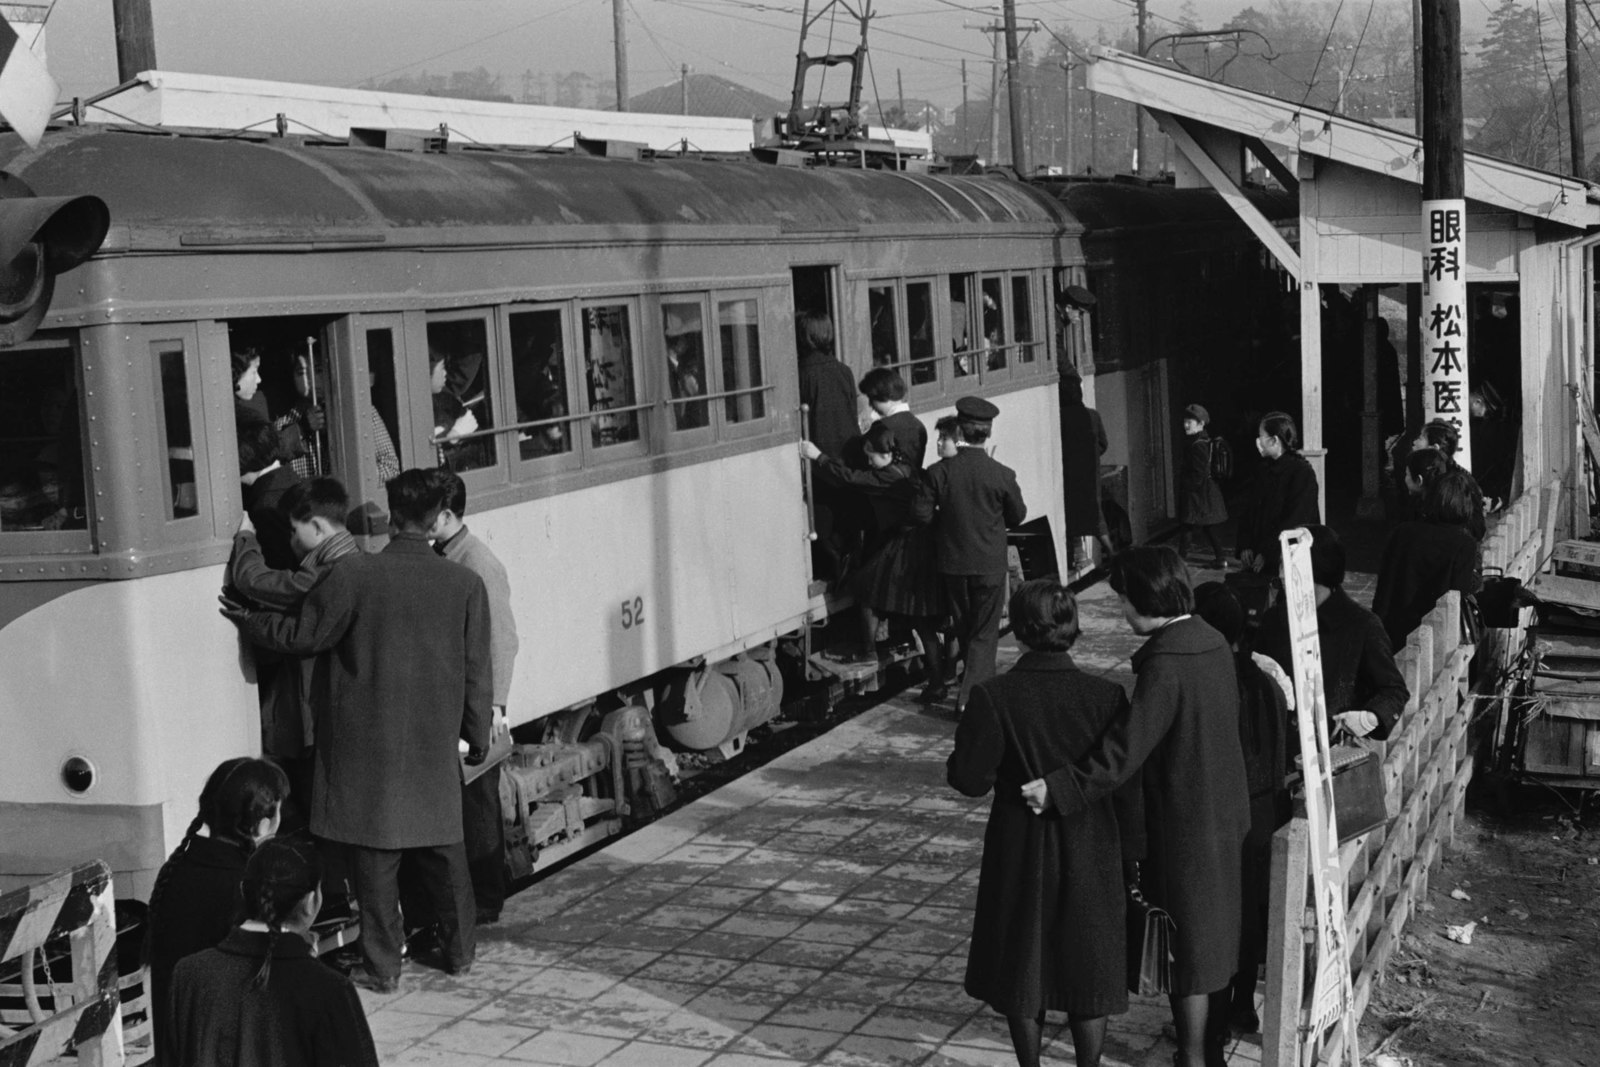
[1372,469,1483,649]
[801,422,943,680]
[949,579,1143,1067]
[147,758,290,1067]
[1238,411,1319,576]
[1413,419,1487,541]
[1025,547,1250,1067]
[170,838,379,1067]
[1176,404,1227,568]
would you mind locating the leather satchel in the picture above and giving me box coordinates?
[1125,875,1176,996]
[1328,743,1391,843]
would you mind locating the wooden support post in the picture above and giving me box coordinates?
[1263,818,1309,1067]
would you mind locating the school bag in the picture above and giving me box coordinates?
[1208,436,1233,482]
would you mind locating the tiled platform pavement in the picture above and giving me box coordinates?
[358,582,1265,1066]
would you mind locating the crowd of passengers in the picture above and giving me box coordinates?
[140,322,1488,1067]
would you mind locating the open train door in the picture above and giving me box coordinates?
[323,313,413,545]
[790,264,842,592]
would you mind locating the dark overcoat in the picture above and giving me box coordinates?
[1179,432,1227,526]
[798,351,859,459]
[1256,588,1410,741]
[169,928,378,1067]
[1239,450,1320,565]
[243,466,303,571]
[240,533,492,848]
[949,652,1144,1017]
[1060,378,1108,537]
[1044,617,1250,996]
[147,835,249,1067]
[915,446,1027,577]
[1371,519,1482,648]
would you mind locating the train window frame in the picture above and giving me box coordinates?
[576,298,650,462]
[1011,272,1040,373]
[425,308,508,487]
[149,331,209,535]
[903,277,942,399]
[711,290,772,440]
[654,294,715,448]
[0,332,93,552]
[502,302,582,476]
[948,273,982,386]
[979,273,1012,385]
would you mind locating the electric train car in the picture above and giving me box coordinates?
[0,122,1087,896]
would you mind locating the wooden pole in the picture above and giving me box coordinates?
[681,64,690,115]
[1412,0,1424,134]
[1568,0,1585,176]
[1002,0,1028,174]
[613,0,630,111]
[1135,0,1147,173]
[112,0,157,82]
[962,59,970,151]
[988,26,1003,164]
[1062,60,1074,175]
[1421,0,1470,467]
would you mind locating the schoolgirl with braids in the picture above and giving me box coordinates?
[169,838,378,1067]
[147,757,288,1067]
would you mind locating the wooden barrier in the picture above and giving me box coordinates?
[0,861,124,1067]
[1261,482,1557,1067]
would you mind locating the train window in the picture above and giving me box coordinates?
[950,274,978,379]
[581,304,642,449]
[981,275,1007,372]
[365,328,404,482]
[662,301,710,433]
[509,308,575,462]
[868,285,899,370]
[426,317,498,472]
[155,342,199,520]
[905,281,938,389]
[0,339,87,534]
[1012,275,1037,366]
[717,297,766,425]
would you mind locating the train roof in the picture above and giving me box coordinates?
[0,127,1076,249]
[1041,179,1295,233]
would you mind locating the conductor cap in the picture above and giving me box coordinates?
[955,396,1000,422]
[1062,284,1097,309]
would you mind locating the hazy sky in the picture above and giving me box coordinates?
[41,0,1486,111]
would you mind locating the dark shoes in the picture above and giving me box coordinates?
[476,907,501,926]
[411,943,474,976]
[918,682,949,705]
[348,969,400,995]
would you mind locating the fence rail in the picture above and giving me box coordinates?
[1262,481,1558,1067]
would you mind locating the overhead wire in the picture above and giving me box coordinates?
[346,0,591,87]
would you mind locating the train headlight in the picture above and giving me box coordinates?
[60,755,96,796]
[0,172,109,346]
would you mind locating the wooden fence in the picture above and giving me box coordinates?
[1261,483,1558,1067]
[0,861,124,1067]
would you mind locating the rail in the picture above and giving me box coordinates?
[444,384,779,444]
[0,861,124,1066]
[1262,481,1559,1067]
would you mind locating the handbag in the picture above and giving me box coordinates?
[1125,868,1176,996]
[1327,743,1392,843]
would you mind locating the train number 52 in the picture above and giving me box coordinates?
[620,596,646,630]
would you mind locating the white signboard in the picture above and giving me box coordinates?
[1422,198,1471,470]
[1280,528,1360,1064]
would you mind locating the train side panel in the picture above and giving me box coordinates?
[470,443,812,723]
[0,567,257,893]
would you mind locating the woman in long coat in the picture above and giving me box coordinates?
[1027,547,1250,1067]
[1177,404,1227,568]
[1238,411,1319,576]
[1372,469,1482,648]
[950,579,1143,1067]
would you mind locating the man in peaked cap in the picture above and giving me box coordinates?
[914,396,1026,711]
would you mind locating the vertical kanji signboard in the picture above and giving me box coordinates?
[1422,198,1471,469]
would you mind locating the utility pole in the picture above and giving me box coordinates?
[1061,60,1074,175]
[1567,0,1585,175]
[987,25,1003,164]
[112,0,157,82]
[1412,0,1424,133]
[962,59,970,150]
[613,0,629,111]
[897,68,905,123]
[1003,0,1027,174]
[1134,0,1147,173]
[1089,83,1098,173]
[1421,0,1470,469]
[681,64,691,115]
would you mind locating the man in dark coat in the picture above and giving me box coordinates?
[1255,525,1409,741]
[223,468,493,991]
[916,396,1027,712]
[797,309,863,580]
[1060,373,1110,570]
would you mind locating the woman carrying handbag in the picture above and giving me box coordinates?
[1023,547,1250,1067]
